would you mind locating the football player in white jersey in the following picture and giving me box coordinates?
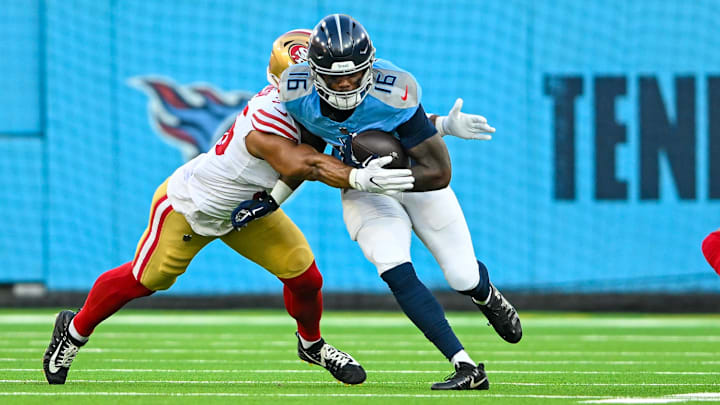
[238,15,522,390]
[42,29,415,386]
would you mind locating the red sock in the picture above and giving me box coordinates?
[279,261,323,341]
[72,262,154,337]
[702,231,720,276]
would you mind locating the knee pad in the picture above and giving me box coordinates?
[440,256,482,292]
[280,246,315,279]
[445,268,481,292]
[371,242,412,275]
[456,260,491,301]
[356,219,412,275]
[280,260,323,296]
[702,231,720,275]
[141,257,189,291]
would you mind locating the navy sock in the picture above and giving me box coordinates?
[458,260,491,301]
[381,262,463,360]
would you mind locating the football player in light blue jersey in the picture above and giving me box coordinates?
[234,14,521,391]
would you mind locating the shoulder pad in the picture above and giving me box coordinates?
[249,85,280,108]
[279,64,313,103]
[369,59,421,109]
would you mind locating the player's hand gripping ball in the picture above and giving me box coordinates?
[351,130,410,169]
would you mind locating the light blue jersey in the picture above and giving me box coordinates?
[279,59,430,161]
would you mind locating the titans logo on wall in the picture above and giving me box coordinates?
[129,77,253,161]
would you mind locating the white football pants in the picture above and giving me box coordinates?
[341,187,480,292]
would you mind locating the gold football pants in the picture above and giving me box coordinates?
[130,179,314,291]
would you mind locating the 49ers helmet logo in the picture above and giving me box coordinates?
[289,44,308,64]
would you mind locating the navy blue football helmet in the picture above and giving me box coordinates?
[307,14,375,110]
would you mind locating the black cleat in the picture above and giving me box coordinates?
[296,332,366,385]
[431,362,489,390]
[474,283,522,343]
[42,310,86,384]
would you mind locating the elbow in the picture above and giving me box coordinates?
[421,166,451,190]
[434,167,452,189]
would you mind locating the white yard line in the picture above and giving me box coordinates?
[6,331,720,341]
[2,379,720,387]
[7,357,720,365]
[0,314,718,328]
[576,336,720,342]
[2,347,719,357]
[0,392,611,399]
[3,390,718,403]
[0,379,420,385]
[582,392,720,404]
[5,368,720,375]
[4,331,720,342]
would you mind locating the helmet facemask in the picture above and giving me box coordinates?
[307,14,376,110]
[310,55,375,110]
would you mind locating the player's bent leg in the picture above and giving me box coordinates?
[702,230,720,276]
[346,192,482,387]
[44,180,212,385]
[404,188,522,343]
[401,187,479,291]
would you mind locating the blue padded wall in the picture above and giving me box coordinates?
[1,0,718,293]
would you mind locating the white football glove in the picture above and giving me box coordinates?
[348,155,414,195]
[435,98,495,140]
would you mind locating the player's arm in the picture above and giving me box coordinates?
[233,130,414,229]
[397,104,452,191]
[406,135,452,191]
[247,130,412,191]
[245,130,352,188]
[273,123,329,202]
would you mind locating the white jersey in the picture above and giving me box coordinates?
[166,85,301,236]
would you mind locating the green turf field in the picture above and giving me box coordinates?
[1,309,719,404]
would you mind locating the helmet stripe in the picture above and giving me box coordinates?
[334,14,343,51]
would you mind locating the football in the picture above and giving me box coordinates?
[351,130,410,169]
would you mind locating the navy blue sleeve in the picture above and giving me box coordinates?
[396,103,437,150]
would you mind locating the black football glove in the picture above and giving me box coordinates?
[231,191,279,229]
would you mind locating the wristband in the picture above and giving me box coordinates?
[434,116,447,137]
[348,168,359,190]
[270,180,294,205]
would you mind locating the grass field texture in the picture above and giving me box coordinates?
[1,309,719,404]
